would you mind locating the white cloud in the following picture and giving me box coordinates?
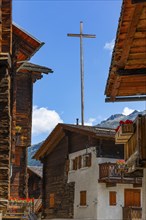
[32,106,63,136]
[104,39,115,54]
[85,117,97,126]
[122,107,134,116]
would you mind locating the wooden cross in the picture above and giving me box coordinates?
[67,21,96,125]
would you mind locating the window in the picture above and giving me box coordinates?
[49,193,55,208]
[32,181,37,191]
[78,156,82,169]
[86,153,91,167]
[109,191,116,206]
[72,158,77,170]
[15,148,21,166]
[70,153,92,171]
[80,191,87,206]
[83,153,91,167]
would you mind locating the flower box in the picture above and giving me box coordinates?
[8,198,34,214]
[115,159,128,173]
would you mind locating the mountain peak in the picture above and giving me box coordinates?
[106,114,123,121]
[96,109,144,129]
[129,110,139,115]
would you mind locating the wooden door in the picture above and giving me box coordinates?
[124,189,141,207]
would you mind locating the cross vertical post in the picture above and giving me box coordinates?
[80,21,84,126]
[67,21,96,125]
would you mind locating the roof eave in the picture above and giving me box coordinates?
[33,124,115,161]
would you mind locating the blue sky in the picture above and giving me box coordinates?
[13,0,146,144]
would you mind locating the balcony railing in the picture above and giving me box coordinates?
[98,162,142,185]
[123,207,142,220]
[34,195,42,213]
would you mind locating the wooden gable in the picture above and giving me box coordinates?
[12,24,44,71]
[105,0,146,102]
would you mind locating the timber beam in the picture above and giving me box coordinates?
[132,0,146,3]
[0,53,11,67]
[117,68,146,76]
[105,95,146,102]
[108,75,121,102]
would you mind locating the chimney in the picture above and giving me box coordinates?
[76,118,79,125]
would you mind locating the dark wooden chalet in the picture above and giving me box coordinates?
[104,0,146,169]
[27,166,42,199]
[0,0,53,213]
[27,166,42,215]
[34,123,142,219]
[11,25,53,200]
[104,0,146,219]
[104,0,146,103]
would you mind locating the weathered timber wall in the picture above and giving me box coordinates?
[16,73,32,147]
[125,115,146,162]
[0,0,12,211]
[125,133,137,161]
[139,115,146,160]
[0,61,11,209]
[11,44,18,164]
[69,132,124,159]
[10,72,32,198]
[28,174,42,199]
[10,147,27,198]
[0,0,12,54]
[42,136,75,219]
[68,133,89,153]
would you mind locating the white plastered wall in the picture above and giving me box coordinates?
[68,148,142,220]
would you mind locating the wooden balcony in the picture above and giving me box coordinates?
[98,163,142,186]
[115,123,134,144]
[123,207,142,220]
[124,115,146,170]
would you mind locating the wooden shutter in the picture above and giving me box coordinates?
[87,153,91,167]
[109,191,116,206]
[75,157,78,170]
[15,148,22,166]
[73,159,75,170]
[65,159,70,175]
[78,156,82,169]
[49,193,55,208]
[80,191,86,206]
[73,158,78,170]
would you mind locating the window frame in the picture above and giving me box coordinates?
[80,191,87,206]
[109,191,117,206]
[49,193,55,208]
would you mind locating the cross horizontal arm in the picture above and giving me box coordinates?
[67,33,96,38]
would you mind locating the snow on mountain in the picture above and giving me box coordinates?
[96,110,145,129]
